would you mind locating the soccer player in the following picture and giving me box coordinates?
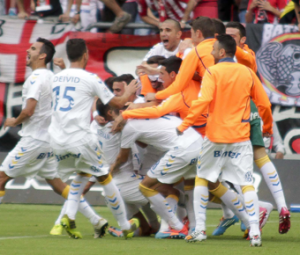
[0,38,106,238]
[225,21,290,234]
[179,35,273,246]
[112,114,203,238]
[48,38,140,239]
[145,16,216,102]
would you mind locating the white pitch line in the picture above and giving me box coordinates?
[0,235,48,240]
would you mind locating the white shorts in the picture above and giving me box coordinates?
[147,138,202,184]
[0,137,58,180]
[138,147,164,176]
[198,138,254,186]
[51,136,110,182]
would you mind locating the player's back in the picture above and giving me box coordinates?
[49,68,113,146]
[122,115,200,152]
[205,61,255,143]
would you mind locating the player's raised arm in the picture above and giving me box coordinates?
[250,69,273,136]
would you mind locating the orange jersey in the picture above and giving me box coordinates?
[178,58,273,143]
[235,44,257,72]
[155,38,216,100]
[140,75,156,95]
[122,80,207,136]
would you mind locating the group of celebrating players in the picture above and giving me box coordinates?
[0,16,291,247]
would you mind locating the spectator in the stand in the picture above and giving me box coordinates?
[218,0,239,22]
[17,0,63,18]
[245,0,287,24]
[236,0,250,23]
[182,0,218,24]
[8,0,17,15]
[136,0,192,28]
[121,0,138,34]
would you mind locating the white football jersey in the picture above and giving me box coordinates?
[49,69,114,146]
[143,41,181,62]
[19,68,53,142]
[121,115,200,151]
[90,120,140,183]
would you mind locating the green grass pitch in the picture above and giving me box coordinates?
[0,204,299,255]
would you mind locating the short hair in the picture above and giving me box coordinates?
[226,21,246,38]
[147,55,166,65]
[191,16,215,38]
[104,77,115,92]
[97,101,119,119]
[163,19,181,32]
[66,38,87,62]
[160,56,182,74]
[37,37,55,64]
[212,19,225,35]
[113,74,135,85]
[216,34,236,57]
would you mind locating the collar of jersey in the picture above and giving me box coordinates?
[218,57,235,63]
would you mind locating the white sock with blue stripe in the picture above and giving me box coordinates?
[194,185,208,232]
[66,175,89,220]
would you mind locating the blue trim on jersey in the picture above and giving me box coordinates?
[218,57,235,63]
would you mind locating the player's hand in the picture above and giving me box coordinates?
[178,39,193,54]
[53,58,66,69]
[145,93,156,102]
[72,13,80,24]
[125,79,140,95]
[95,115,108,125]
[176,128,183,136]
[111,114,126,134]
[4,118,16,128]
[125,102,139,110]
[262,132,272,138]
[18,11,29,19]
[250,0,260,9]
[59,13,71,22]
[275,151,284,159]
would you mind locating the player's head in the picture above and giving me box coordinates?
[66,38,88,68]
[211,34,236,64]
[159,19,182,51]
[104,77,115,92]
[190,16,214,45]
[147,55,166,91]
[97,101,119,122]
[226,22,246,47]
[26,37,55,68]
[159,56,182,88]
[212,19,226,36]
[112,74,135,96]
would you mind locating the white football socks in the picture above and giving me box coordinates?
[193,185,208,232]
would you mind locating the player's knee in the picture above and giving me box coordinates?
[254,154,270,168]
[0,171,11,189]
[241,185,255,194]
[139,183,158,197]
[97,174,112,185]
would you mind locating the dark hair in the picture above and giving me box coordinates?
[212,19,225,35]
[104,77,115,92]
[226,21,246,38]
[97,101,119,119]
[66,38,87,62]
[113,74,135,85]
[160,56,182,74]
[191,16,215,38]
[216,34,236,57]
[37,37,55,64]
[147,55,166,65]
[163,19,181,32]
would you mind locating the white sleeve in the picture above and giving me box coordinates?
[143,43,161,62]
[26,76,43,101]
[272,122,286,154]
[92,75,115,105]
[121,122,139,149]
[131,144,141,171]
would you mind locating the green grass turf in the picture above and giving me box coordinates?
[0,204,299,255]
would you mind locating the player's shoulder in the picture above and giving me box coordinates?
[150,42,164,51]
[27,69,53,84]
